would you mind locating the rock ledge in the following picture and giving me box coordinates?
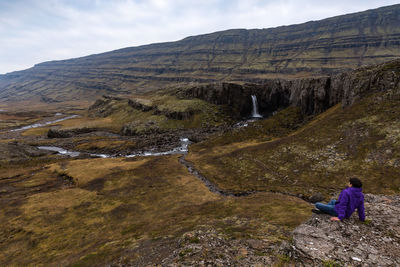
[284,194,400,266]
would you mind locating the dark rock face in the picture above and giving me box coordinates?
[152,108,196,121]
[47,128,72,138]
[159,110,195,120]
[47,128,97,138]
[88,98,113,117]
[184,60,400,117]
[128,98,196,120]
[118,126,225,152]
[88,95,127,118]
[127,99,153,112]
[1,5,400,102]
[284,194,400,266]
[182,83,250,116]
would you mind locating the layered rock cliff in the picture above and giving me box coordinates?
[1,4,400,102]
[183,59,400,117]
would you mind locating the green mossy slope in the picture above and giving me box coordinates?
[187,87,400,199]
[86,94,234,135]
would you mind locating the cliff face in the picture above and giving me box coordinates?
[183,59,400,117]
[1,4,400,102]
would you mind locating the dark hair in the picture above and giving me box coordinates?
[349,177,362,188]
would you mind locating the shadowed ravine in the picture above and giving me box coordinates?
[178,154,258,197]
[179,154,317,202]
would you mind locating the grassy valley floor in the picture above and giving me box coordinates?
[0,155,310,266]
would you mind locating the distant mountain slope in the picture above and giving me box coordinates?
[1,4,400,102]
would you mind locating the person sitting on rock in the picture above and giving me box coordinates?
[313,177,365,222]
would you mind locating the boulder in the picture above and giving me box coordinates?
[309,192,325,203]
[284,194,400,266]
[47,128,72,138]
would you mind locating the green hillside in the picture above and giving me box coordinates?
[186,76,400,199]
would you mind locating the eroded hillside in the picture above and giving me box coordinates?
[186,64,400,199]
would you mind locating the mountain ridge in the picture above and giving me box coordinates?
[32,3,400,67]
[1,4,400,103]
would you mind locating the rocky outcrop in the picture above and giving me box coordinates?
[47,127,98,138]
[0,142,52,161]
[90,95,198,123]
[120,121,164,136]
[161,227,276,266]
[127,99,153,112]
[158,193,400,267]
[183,59,400,116]
[88,95,127,118]
[153,109,196,120]
[87,97,114,118]
[283,194,400,266]
[128,98,197,120]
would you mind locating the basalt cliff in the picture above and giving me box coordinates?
[182,59,400,117]
[1,4,400,102]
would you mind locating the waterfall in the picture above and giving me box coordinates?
[251,95,262,118]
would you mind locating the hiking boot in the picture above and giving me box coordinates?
[312,208,323,214]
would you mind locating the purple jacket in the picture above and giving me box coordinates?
[334,187,365,221]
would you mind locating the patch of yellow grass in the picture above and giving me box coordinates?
[23,188,97,216]
[187,139,264,162]
[59,117,113,130]
[48,158,147,186]
[21,127,50,136]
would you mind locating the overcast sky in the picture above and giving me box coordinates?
[0,0,398,74]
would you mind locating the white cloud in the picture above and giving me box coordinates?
[0,0,399,74]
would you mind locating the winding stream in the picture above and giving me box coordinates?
[37,138,260,197]
[38,138,191,159]
[16,114,304,200]
[11,115,79,132]
[37,138,306,200]
[37,146,82,157]
[178,155,257,197]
